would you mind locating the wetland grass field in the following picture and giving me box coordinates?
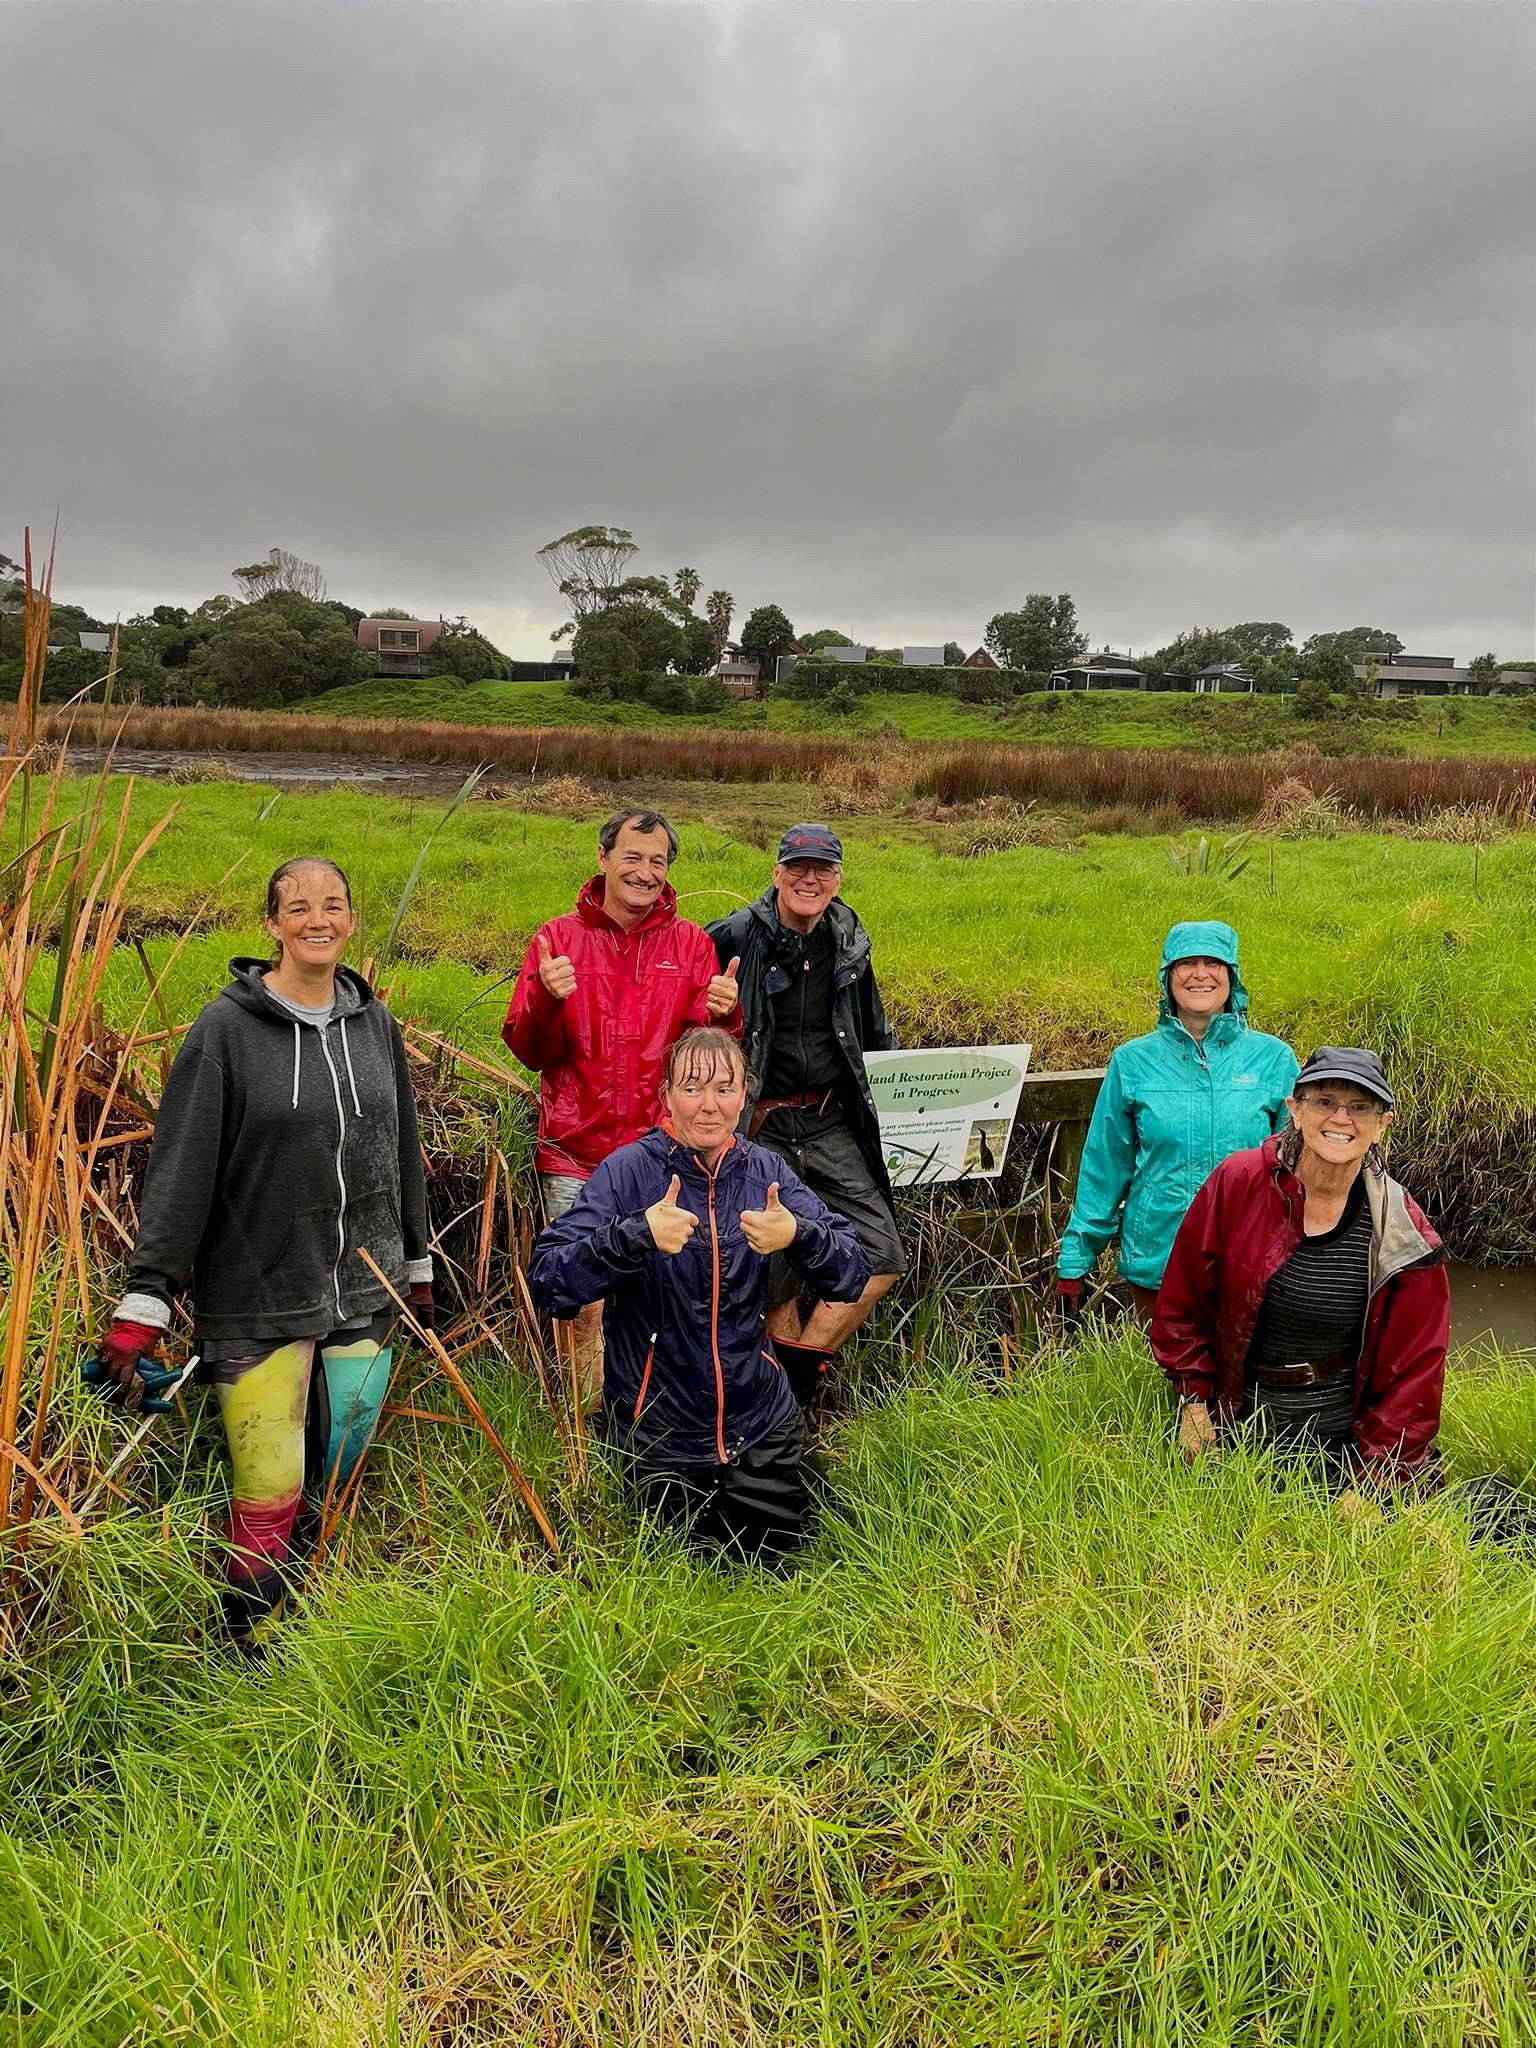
[61,771,1536,1260]
[5,766,1536,2046]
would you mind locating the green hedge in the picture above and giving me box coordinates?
[779,658,1047,703]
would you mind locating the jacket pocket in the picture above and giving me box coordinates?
[257,1215,296,1281]
[349,1187,403,1263]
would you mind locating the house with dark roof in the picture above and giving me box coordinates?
[507,647,576,682]
[718,652,763,699]
[1049,650,1146,690]
[962,647,999,670]
[1192,662,1254,695]
[1352,652,1469,698]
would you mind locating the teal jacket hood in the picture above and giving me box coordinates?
[1058,923,1299,1289]
[1158,920,1248,1027]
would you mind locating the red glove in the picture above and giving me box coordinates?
[406,1282,436,1334]
[99,1318,163,1396]
[1055,1277,1085,1329]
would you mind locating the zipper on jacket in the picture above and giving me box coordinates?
[702,1167,729,1464]
[315,1026,352,1322]
[633,1336,657,1422]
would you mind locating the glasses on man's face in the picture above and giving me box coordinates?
[1302,1094,1383,1122]
[782,860,839,880]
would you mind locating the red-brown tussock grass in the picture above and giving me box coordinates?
[912,744,1536,822]
[33,704,1536,823]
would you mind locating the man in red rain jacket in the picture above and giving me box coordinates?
[504,807,741,1407]
[1152,1054,1449,1489]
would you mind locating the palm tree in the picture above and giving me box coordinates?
[673,566,702,612]
[705,589,733,663]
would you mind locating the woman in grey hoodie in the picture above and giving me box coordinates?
[98,858,433,1641]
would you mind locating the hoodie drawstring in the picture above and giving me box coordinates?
[339,1015,363,1115]
[290,1021,302,1110]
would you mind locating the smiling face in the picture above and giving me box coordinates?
[664,1045,748,1163]
[1167,954,1232,1025]
[597,821,673,927]
[264,863,356,973]
[1289,1084,1392,1172]
[773,857,842,934]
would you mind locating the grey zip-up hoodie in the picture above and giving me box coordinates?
[118,959,431,1345]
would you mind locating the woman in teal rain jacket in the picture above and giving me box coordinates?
[1056,921,1298,1322]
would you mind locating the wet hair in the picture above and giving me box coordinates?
[264,858,353,966]
[265,856,353,922]
[663,1028,750,1093]
[598,808,679,863]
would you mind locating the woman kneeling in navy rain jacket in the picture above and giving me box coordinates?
[528,1028,870,1561]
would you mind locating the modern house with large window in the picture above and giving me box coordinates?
[1048,649,1146,690]
[1352,652,1469,698]
[357,617,445,677]
[1192,662,1255,695]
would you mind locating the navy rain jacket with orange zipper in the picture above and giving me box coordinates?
[527,1127,870,1467]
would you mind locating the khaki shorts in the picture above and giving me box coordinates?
[539,1172,588,1224]
[753,1106,905,1309]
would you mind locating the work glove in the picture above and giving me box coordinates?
[406,1282,437,1334]
[83,1322,188,1415]
[1055,1277,1085,1331]
[92,1318,165,1405]
[1177,1398,1218,1465]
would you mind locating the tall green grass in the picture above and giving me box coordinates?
[289,678,1536,761]
[5,1329,1536,2045]
[33,777,1536,1254]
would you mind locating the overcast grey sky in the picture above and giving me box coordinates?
[2,2,1532,660]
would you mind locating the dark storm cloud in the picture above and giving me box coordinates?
[2,2,1532,656]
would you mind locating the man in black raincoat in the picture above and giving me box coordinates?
[707,824,905,1405]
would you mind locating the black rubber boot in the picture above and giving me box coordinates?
[219,1571,287,1659]
[772,1339,837,1411]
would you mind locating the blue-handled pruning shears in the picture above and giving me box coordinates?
[76,1349,202,1522]
[81,1347,193,1416]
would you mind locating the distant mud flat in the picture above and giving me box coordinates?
[67,745,476,796]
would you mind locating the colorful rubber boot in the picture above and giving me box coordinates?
[308,1338,393,1507]
[213,1338,314,1632]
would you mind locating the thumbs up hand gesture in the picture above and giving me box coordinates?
[705,954,741,1020]
[740,1182,797,1255]
[536,930,577,1001]
[645,1175,699,1256]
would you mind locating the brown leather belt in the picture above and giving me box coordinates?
[1247,1351,1353,1389]
[749,1088,837,1138]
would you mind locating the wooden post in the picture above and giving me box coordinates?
[1013,1068,1105,1225]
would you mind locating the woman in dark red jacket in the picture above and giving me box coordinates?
[1151,1047,1449,1488]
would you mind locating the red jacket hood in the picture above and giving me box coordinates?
[576,874,679,935]
[501,887,740,1180]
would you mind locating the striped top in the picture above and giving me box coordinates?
[1248,1174,1373,1367]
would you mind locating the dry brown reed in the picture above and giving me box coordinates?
[1,560,576,1642]
[516,772,602,815]
[1,536,180,1616]
[1253,778,1346,839]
